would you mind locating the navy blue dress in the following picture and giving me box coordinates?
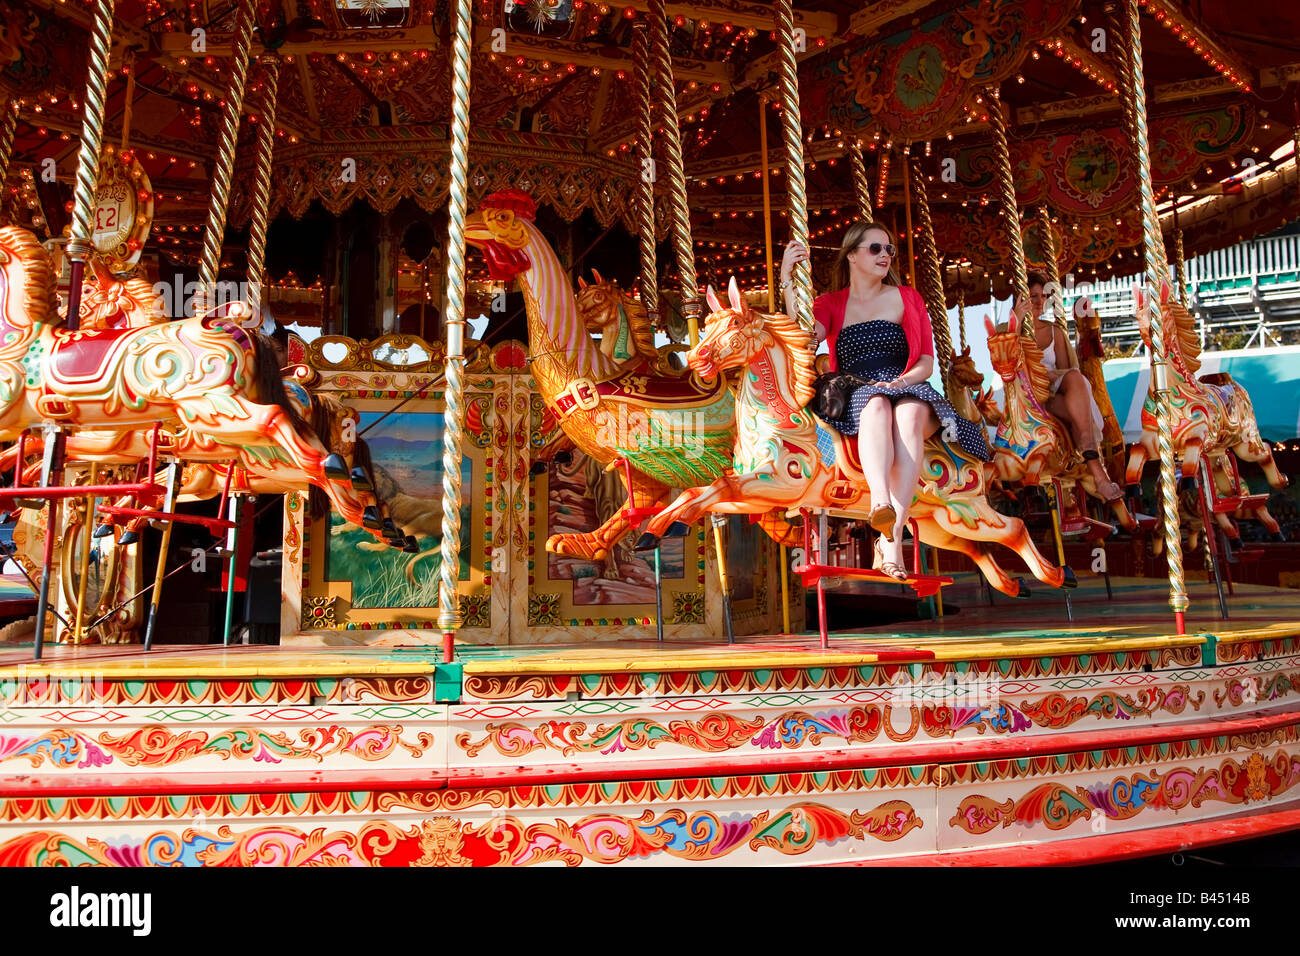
[817,320,991,461]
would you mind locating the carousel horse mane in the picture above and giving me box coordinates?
[80,259,168,327]
[0,226,59,328]
[1163,296,1202,375]
[575,271,659,367]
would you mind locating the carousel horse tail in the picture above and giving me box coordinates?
[755,508,802,548]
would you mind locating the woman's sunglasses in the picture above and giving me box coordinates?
[857,242,896,257]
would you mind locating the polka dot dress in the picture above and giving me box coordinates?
[817,321,991,462]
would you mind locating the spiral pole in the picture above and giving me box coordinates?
[66,0,117,267]
[875,147,890,210]
[848,141,872,221]
[245,56,281,318]
[195,0,256,307]
[957,284,967,352]
[647,0,699,343]
[1123,0,1187,629]
[0,97,20,190]
[909,155,952,378]
[1173,226,1187,306]
[773,0,813,333]
[986,89,1030,331]
[631,24,658,320]
[437,0,475,658]
[1036,205,1068,328]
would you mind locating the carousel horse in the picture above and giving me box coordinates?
[0,225,362,526]
[1124,283,1287,541]
[1125,282,1287,490]
[985,316,1139,531]
[576,271,667,372]
[465,190,798,561]
[638,279,1070,596]
[1073,296,1126,481]
[2,387,406,548]
[946,346,1001,426]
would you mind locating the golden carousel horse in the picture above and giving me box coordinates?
[637,279,1071,596]
[576,270,669,373]
[1125,282,1287,542]
[0,225,367,531]
[465,190,798,561]
[985,316,1139,532]
[946,346,1001,427]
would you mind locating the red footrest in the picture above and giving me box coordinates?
[0,482,163,502]
[794,562,953,598]
[98,504,236,532]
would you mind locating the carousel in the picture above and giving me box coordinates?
[0,0,1298,866]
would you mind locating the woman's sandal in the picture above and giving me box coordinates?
[873,537,908,581]
[1082,450,1124,502]
[868,504,897,541]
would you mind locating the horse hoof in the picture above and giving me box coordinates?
[1275,532,1289,544]
[13,498,43,510]
[91,523,116,539]
[118,529,140,546]
[0,511,13,525]
[322,454,350,480]
[1014,578,1031,599]
[529,460,548,476]
[633,533,660,552]
[362,506,382,530]
[664,521,691,538]
[554,450,572,465]
[1177,475,1197,494]
[349,467,373,492]
[1061,566,1078,589]
[381,518,400,538]
[402,535,419,553]
[1125,483,1142,500]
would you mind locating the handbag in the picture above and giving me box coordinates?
[812,372,870,421]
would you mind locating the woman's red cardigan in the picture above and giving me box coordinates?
[813,285,935,374]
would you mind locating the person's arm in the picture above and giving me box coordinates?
[885,353,934,388]
[780,241,819,341]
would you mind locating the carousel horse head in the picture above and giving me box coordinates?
[948,346,985,389]
[984,315,1053,406]
[464,190,537,282]
[575,270,658,364]
[78,258,168,329]
[693,277,816,407]
[692,277,764,378]
[1132,279,1200,373]
[0,225,59,332]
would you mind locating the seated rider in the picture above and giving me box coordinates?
[780,222,991,580]
[1011,274,1123,501]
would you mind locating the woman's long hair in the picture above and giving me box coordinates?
[832,221,902,291]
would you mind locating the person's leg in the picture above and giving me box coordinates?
[857,394,894,521]
[883,397,939,573]
[1048,370,1120,496]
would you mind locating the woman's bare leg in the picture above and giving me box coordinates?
[1047,370,1120,494]
[857,395,894,511]
[885,397,939,570]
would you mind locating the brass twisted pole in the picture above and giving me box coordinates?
[1173,226,1188,306]
[647,0,699,344]
[0,97,19,190]
[195,0,256,306]
[910,155,952,379]
[1123,0,1187,631]
[1036,205,1068,329]
[33,0,116,661]
[66,0,117,266]
[631,23,658,320]
[957,284,967,352]
[245,56,281,318]
[438,0,475,660]
[773,0,813,333]
[848,141,872,221]
[986,89,1030,331]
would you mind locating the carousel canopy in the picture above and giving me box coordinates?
[4,0,1300,304]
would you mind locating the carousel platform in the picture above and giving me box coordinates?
[0,577,1297,866]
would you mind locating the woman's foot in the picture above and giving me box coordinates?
[1083,453,1124,501]
[868,504,897,541]
[874,536,908,580]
